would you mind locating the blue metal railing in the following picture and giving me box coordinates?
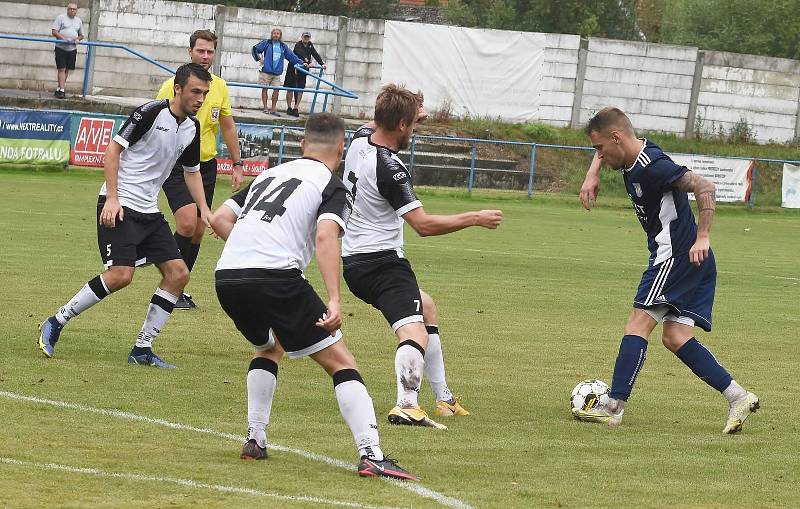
[239,124,797,206]
[0,34,357,104]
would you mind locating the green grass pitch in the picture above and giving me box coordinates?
[1,169,798,508]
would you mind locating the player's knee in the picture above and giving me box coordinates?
[104,267,134,290]
[624,310,656,338]
[174,207,197,237]
[169,264,190,288]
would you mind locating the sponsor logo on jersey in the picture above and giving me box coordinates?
[133,112,142,121]
[392,171,407,181]
[71,117,115,166]
[155,125,170,132]
[633,182,643,197]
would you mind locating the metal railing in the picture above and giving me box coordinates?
[236,124,798,206]
[0,34,356,106]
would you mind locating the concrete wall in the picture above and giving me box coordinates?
[92,0,213,97]
[697,51,800,142]
[2,0,800,142]
[579,38,698,135]
[540,33,581,127]
[0,0,90,93]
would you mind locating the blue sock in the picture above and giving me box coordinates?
[610,335,648,401]
[674,338,732,392]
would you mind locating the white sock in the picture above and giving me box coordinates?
[395,341,425,408]
[334,374,383,460]
[135,288,178,348]
[55,275,110,325]
[423,326,454,403]
[247,359,278,449]
[723,380,747,404]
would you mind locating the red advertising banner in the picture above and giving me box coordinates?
[70,115,124,167]
[217,158,268,177]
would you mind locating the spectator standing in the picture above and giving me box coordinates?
[284,31,326,117]
[51,2,84,98]
[251,28,303,117]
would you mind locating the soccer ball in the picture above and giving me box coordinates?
[570,379,610,413]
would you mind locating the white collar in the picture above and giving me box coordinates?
[623,139,647,173]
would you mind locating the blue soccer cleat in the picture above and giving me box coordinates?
[127,347,176,369]
[38,317,63,358]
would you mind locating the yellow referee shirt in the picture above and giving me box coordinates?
[157,72,232,162]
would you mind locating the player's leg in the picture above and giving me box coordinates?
[419,289,468,417]
[127,258,187,368]
[311,339,417,480]
[162,165,201,308]
[573,308,657,425]
[39,266,132,357]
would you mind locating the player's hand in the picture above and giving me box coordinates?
[100,198,123,228]
[199,208,212,229]
[316,300,342,334]
[580,173,601,210]
[689,236,710,266]
[476,209,503,229]
[231,167,244,191]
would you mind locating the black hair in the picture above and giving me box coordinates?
[175,63,212,88]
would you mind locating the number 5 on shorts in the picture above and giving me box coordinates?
[106,243,112,257]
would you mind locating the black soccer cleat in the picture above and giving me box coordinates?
[357,455,417,481]
[174,293,197,310]
[240,439,267,460]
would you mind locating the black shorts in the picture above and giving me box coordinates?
[343,250,423,331]
[215,268,340,359]
[54,47,77,70]
[283,67,307,90]
[162,158,217,214]
[96,197,182,268]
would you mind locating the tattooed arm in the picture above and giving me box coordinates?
[673,171,716,266]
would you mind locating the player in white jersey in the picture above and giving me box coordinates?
[210,113,416,480]
[342,84,503,429]
[38,63,213,369]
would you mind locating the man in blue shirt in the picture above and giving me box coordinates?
[252,28,303,116]
[574,107,759,434]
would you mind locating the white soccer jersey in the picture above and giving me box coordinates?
[216,158,351,271]
[341,134,421,257]
[99,100,200,213]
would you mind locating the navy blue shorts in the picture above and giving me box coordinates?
[633,250,716,332]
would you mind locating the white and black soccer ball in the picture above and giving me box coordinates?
[570,379,610,413]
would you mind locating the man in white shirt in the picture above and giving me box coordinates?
[210,113,416,480]
[51,2,84,98]
[38,63,212,369]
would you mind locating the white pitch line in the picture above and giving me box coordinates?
[0,391,474,509]
[0,457,402,509]
[405,242,800,282]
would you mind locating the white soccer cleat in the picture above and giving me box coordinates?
[722,391,759,434]
[572,403,623,427]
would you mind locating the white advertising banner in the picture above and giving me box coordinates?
[669,154,754,203]
[782,163,800,208]
[381,21,545,123]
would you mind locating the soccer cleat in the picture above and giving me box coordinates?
[38,317,63,358]
[127,348,176,369]
[358,455,417,481]
[723,392,760,434]
[572,404,624,427]
[435,397,471,417]
[387,406,447,429]
[240,439,268,460]
[173,293,197,310]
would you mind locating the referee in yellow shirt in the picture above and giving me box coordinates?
[158,29,244,309]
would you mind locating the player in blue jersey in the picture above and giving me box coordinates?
[574,107,759,434]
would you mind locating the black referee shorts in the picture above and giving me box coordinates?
[162,158,218,214]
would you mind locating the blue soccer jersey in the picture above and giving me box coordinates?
[623,140,694,265]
